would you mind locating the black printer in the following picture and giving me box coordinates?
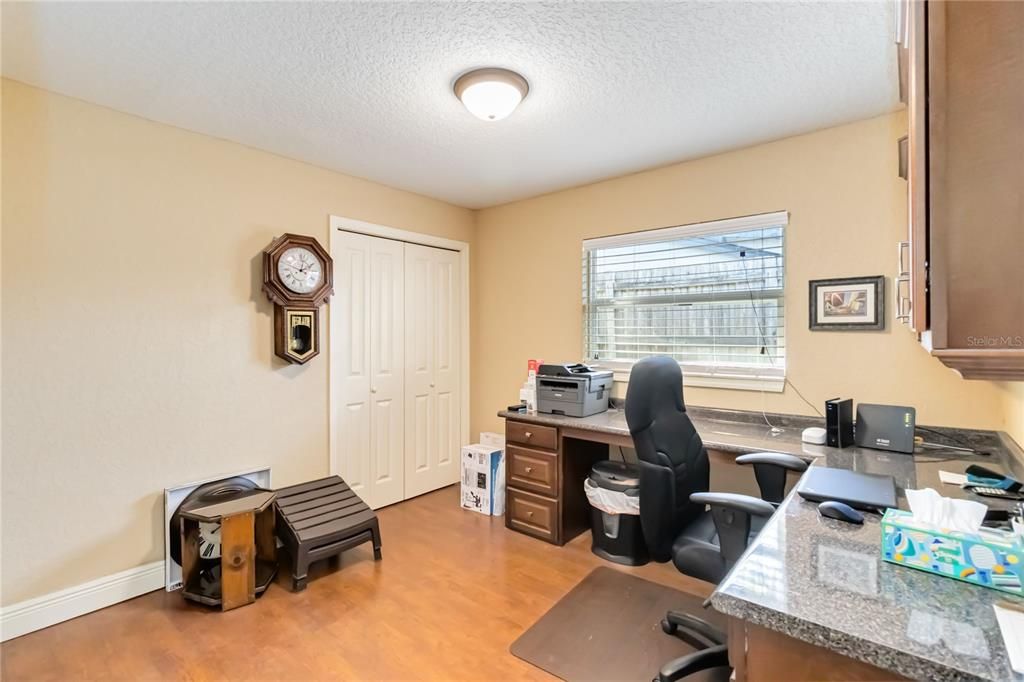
[536,364,613,417]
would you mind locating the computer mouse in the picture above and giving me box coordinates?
[817,500,864,525]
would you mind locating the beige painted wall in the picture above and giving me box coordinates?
[1004,383,1024,447]
[473,112,1019,437]
[3,80,1022,610]
[0,80,475,605]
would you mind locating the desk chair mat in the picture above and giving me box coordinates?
[510,567,729,682]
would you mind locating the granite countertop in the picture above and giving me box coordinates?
[498,407,1022,479]
[497,407,841,458]
[711,488,1023,681]
[499,406,1024,680]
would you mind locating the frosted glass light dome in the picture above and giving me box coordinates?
[454,68,529,121]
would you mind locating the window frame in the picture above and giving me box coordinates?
[581,211,788,392]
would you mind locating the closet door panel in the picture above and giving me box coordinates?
[332,233,372,501]
[368,239,405,507]
[433,252,460,475]
[332,232,405,509]
[411,392,432,473]
[405,244,460,498]
[436,391,454,473]
[405,246,436,497]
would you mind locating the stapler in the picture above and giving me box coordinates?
[965,465,1021,491]
[964,465,1024,501]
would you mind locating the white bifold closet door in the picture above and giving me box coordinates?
[404,243,461,499]
[332,232,461,509]
[333,232,406,509]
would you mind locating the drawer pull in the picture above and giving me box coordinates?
[526,511,534,517]
[524,466,534,473]
[524,431,532,439]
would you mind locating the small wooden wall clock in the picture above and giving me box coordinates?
[262,233,334,364]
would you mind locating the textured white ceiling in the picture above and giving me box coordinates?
[2,2,898,208]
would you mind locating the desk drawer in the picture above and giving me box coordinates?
[507,488,558,543]
[506,421,558,450]
[507,446,558,496]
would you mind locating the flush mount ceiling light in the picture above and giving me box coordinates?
[453,68,529,121]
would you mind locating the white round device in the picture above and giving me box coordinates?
[802,426,827,445]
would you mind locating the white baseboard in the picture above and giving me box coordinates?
[1,560,164,642]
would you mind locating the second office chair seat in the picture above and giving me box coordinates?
[671,493,775,584]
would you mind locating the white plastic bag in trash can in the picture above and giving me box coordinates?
[584,478,640,515]
[585,478,639,539]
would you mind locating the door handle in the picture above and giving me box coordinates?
[371,387,378,394]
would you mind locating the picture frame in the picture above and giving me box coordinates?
[809,275,885,331]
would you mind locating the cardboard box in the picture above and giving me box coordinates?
[460,444,505,516]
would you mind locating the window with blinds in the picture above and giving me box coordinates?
[582,212,787,389]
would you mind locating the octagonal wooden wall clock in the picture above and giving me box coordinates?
[262,233,334,364]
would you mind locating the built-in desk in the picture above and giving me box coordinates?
[498,406,1024,681]
[497,406,822,546]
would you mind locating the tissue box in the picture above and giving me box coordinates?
[881,508,1024,595]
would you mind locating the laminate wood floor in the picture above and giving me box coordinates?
[1,486,711,681]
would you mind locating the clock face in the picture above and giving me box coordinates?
[277,247,322,294]
[198,521,221,560]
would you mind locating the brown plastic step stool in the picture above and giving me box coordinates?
[274,476,382,591]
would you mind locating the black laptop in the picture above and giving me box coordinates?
[796,467,898,511]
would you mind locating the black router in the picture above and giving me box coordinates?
[855,403,917,454]
[825,398,854,448]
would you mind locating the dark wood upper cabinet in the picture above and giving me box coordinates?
[903,0,929,334]
[898,0,1024,380]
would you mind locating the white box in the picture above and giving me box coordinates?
[460,444,506,516]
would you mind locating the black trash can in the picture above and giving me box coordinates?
[586,460,649,566]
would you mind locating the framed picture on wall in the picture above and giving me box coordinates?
[809,275,885,331]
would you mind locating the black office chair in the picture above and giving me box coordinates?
[624,356,807,682]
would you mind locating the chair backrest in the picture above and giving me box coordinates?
[624,356,709,563]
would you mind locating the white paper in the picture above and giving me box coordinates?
[938,471,968,486]
[905,487,988,533]
[994,604,1024,674]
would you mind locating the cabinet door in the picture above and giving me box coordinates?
[332,232,405,509]
[900,0,929,333]
[928,1,1024,355]
[896,0,910,104]
[404,243,461,499]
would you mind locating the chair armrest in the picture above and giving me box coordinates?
[665,610,727,646]
[657,644,729,682]
[690,492,776,518]
[736,452,809,472]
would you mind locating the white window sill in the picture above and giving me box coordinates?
[598,364,785,393]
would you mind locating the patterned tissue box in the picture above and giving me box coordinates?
[881,508,1024,595]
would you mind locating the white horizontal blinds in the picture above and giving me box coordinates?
[582,212,787,378]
